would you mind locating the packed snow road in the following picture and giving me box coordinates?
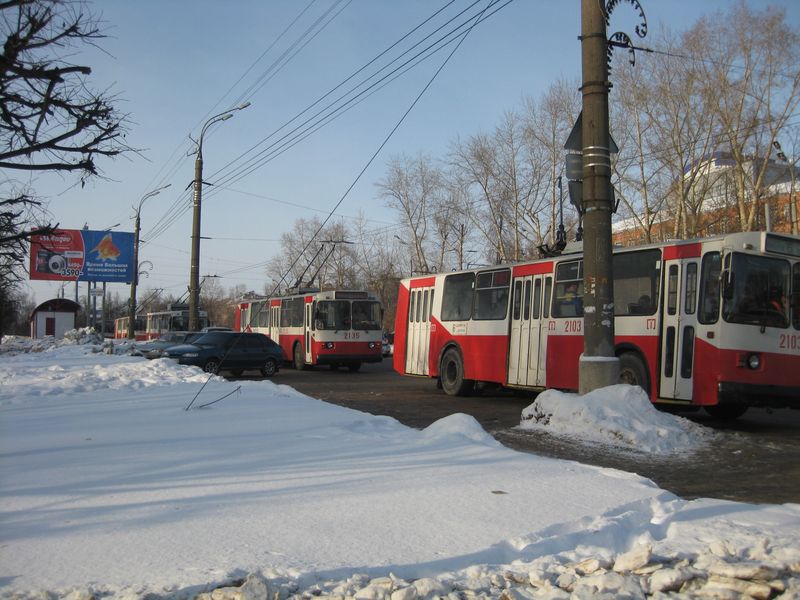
[249,359,800,505]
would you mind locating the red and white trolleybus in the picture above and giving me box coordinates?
[143,303,209,340]
[113,315,147,340]
[393,231,800,418]
[234,288,383,371]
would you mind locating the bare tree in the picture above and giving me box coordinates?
[376,153,442,274]
[524,78,581,246]
[0,0,131,175]
[686,1,800,232]
[0,0,131,334]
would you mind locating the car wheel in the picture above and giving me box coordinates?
[203,359,221,374]
[261,358,277,377]
[293,343,306,370]
[618,352,649,396]
[440,348,473,396]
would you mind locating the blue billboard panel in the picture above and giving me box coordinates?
[29,229,135,283]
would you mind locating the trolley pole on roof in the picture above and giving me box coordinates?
[579,0,619,392]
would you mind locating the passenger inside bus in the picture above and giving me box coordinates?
[557,282,583,316]
[628,294,652,315]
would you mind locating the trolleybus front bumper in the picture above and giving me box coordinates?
[315,354,383,365]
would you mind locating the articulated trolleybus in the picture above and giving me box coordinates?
[235,288,383,371]
[394,231,800,418]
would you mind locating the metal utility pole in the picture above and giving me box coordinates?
[128,185,171,339]
[188,103,250,331]
[579,0,619,392]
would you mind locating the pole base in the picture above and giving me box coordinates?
[579,354,620,395]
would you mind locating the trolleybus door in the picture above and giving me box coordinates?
[508,275,546,387]
[659,259,699,400]
[405,286,433,375]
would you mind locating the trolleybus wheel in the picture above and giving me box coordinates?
[440,348,473,396]
[618,352,649,395]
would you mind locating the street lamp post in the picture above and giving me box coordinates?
[128,185,171,339]
[188,103,250,331]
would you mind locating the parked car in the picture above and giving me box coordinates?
[132,331,201,359]
[382,332,394,357]
[162,331,283,377]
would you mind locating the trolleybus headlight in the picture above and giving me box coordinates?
[368,342,376,349]
[324,342,334,350]
[747,354,760,370]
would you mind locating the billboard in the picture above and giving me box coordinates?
[29,229,135,283]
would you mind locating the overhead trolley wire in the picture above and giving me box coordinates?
[143,0,513,244]
[141,0,348,243]
[216,0,505,287]
[142,0,469,243]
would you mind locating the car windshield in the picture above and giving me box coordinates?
[722,253,790,327]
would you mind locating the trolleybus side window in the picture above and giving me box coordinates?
[523,280,531,320]
[281,297,304,327]
[442,273,474,321]
[685,263,698,315]
[699,252,721,324]
[474,269,510,320]
[543,277,552,318]
[667,265,679,316]
[513,281,522,320]
[553,260,583,317]
[532,279,542,319]
[612,249,660,316]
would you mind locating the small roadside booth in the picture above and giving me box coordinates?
[29,298,81,339]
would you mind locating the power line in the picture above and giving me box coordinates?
[142,0,512,243]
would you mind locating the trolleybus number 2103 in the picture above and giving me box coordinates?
[393,231,800,419]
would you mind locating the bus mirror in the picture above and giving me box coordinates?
[721,270,735,300]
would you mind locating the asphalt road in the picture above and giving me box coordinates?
[238,358,800,505]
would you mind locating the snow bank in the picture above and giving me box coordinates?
[519,385,713,454]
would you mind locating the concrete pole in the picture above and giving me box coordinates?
[189,152,203,332]
[128,211,141,339]
[579,0,619,393]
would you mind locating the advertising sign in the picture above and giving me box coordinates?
[29,229,135,283]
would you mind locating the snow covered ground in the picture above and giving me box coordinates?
[1,332,799,599]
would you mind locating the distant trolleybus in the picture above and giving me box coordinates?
[393,231,800,419]
[234,288,383,371]
[113,315,147,340]
[144,303,209,340]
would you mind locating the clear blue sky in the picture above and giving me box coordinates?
[23,0,800,306]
